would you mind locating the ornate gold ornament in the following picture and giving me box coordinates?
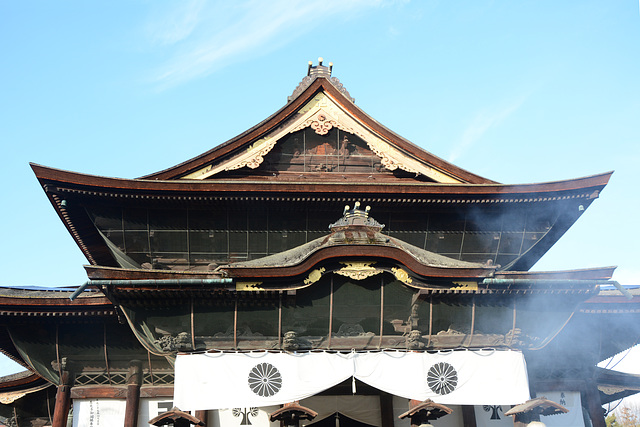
[391,267,413,285]
[451,281,478,291]
[335,262,383,281]
[304,267,326,285]
[236,282,264,291]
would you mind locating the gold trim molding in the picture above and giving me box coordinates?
[451,281,478,291]
[236,282,264,291]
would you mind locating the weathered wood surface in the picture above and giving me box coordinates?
[71,386,174,399]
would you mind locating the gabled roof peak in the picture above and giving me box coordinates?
[288,58,355,103]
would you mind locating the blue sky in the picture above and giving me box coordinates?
[1,1,639,376]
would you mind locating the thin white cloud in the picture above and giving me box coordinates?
[144,0,396,90]
[145,0,206,46]
[448,94,529,163]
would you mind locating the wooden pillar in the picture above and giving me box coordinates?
[379,392,395,427]
[124,360,143,427]
[461,405,477,427]
[195,410,208,427]
[52,369,72,427]
[584,381,606,427]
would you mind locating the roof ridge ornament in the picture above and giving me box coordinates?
[308,57,333,78]
[329,202,385,230]
[288,58,355,103]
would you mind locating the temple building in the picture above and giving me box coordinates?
[1,60,639,427]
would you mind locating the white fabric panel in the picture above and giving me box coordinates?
[538,391,585,427]
[72,399,126,427]
[301,395,381,427]
[353,350,529,405]
[211,406,280,427]
[175,351,354,410]
[175,350,529,410]
[474,405,513,427]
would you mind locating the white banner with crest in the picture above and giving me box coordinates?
[174,350,529,410]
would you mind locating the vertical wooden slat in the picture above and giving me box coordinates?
[328,276,334,349]
[379,276,385,348]
[461,405,477,427]
[55,324,62,380]
[467,296,476,347]
[509,296,517,346]
[104,323,112,385]
[427,295,433,347]
[234,297,238,349]
[191,297,196,350]
[147,350,155,386]
[379,392,395,427]
[278,292,283,348]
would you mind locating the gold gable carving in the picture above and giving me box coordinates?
[181,92,462,183]
[335,262,383,281]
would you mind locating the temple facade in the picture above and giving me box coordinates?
[1,60,639,427]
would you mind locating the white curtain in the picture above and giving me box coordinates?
[175,350,529,411]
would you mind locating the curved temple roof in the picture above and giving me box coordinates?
[30,60,613,276]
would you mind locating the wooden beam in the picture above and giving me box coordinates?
[71,385,174,399]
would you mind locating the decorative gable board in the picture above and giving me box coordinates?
[180,92,463,183]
